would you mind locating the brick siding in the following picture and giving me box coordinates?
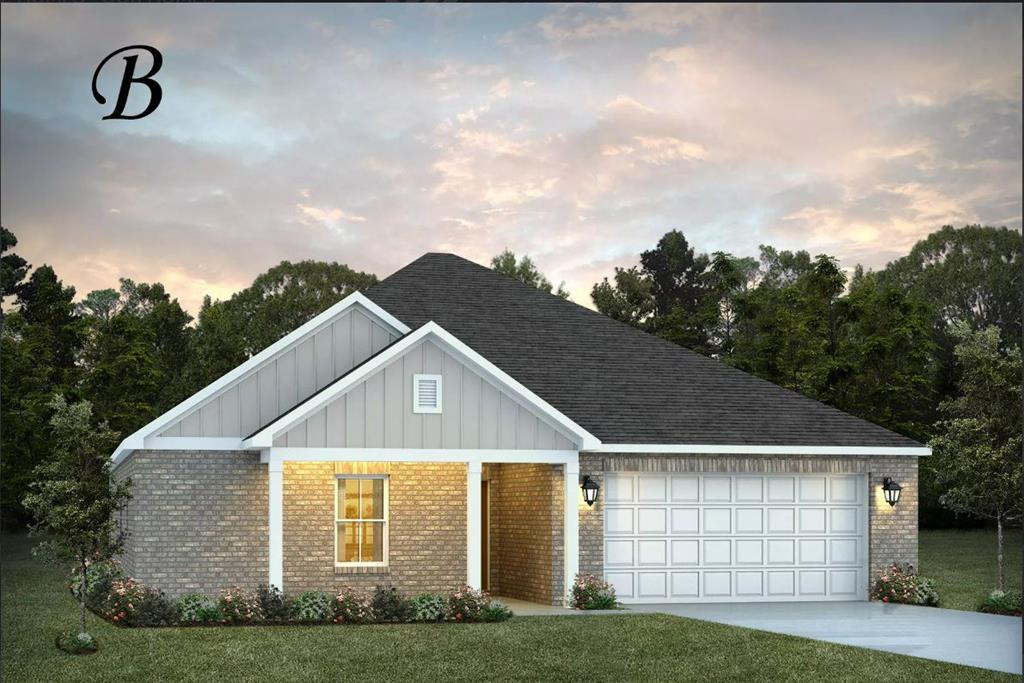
[283,461,467,595]
[111,450,268,598]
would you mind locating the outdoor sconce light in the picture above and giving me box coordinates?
[882,477,902,507]
[581,476,600,507]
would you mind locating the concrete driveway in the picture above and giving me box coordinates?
[628,601,1022,675]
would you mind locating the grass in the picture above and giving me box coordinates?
[1,533,1016,683]
[919,528,1023,611]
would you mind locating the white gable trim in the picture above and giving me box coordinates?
[244,321,601,450]
[110,292,410,464]
[588,443,931,456]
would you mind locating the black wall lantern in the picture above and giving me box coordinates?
[580,476,600,507]
[882,477,902,507]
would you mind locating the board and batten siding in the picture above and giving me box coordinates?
[275,339,577,450]
[160,309,398,438]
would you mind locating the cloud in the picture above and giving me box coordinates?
[0,3,1019,315]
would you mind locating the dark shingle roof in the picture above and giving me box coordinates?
[364,253,922,448]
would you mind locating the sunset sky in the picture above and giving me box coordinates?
[1,3,1021,313]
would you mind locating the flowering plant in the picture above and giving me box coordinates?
[218,586,264,624]
[447,585,489,622]
[570,573,617,610]
[99,578,175,626]
[333,586,374,624]
[870,563,939,606]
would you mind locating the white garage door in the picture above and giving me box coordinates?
[604,473,868,603]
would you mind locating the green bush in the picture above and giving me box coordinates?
[218,586,263,624]
[56,630,97,654]
[978,589,1022,615]
[70,560,124,608]
[290,591,332,622]
[175,593,224,624]
[479,601,513,622]
[256,584,289,622]
[333,586,373,624]
[99,579,175,627]
[410,593,448,622]
[570,574,617,610]
[870,564,939,606]
[370,584,412,623]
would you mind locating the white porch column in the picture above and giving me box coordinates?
[563,459,580,606]
[268,459,284,589]
[466,461,482,589]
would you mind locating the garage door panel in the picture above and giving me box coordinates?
[638,539,667,566]
[671,476,699,502]
[606,473,867,603]
[638,476,667,502]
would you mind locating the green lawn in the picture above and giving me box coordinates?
[1,533,1016,683]
[920,528,1023,611]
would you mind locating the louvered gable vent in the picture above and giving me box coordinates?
[413,374,442,413]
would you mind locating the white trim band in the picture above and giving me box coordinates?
[588,444,931,456]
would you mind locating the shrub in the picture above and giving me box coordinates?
[218,586,264,624]
[870,564,939,606]
[290,591,332,623]
[370,584,412,623]
[978,589,1022,616]
[257,584,289,622]
[570,573,617,610]
[480,601,513,622]
[175,593,224,624]
[333,586,374,624]
[99,579,175,627]
[56,630,97,654]
[410,593,448,622]
[70,560,123,608]
[448,586,489,622]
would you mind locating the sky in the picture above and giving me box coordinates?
[1,3,1021,313]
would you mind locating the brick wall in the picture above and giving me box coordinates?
[867,455,919,571]
[579,454,919,590]
[111,450,268,598]
[485,463,563,605]
[283,461,467,595]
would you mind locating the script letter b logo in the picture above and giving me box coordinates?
[92,45,164,120]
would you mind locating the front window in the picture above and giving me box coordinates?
[335,476,388,565]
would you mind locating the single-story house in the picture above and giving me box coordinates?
[111,252,927,605]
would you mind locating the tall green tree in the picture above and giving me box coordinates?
[1,226,30,311]
[22,395,130,638]
[640,231,713,351]
[930,324,1022,588]
[491,249,570,298]
[1,264,83,525]
[591,266,655,330]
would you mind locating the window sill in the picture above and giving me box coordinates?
[334,565,390,575]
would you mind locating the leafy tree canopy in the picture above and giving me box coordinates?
[491,249,569,298]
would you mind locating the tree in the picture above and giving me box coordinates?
[704,252,758,357]
[1,265,83,526]
[640,231,713,351]
[22,395,131,638]
[491,249,570,298]
[930,324,1022,589]
[1,226,30,311]
[591,266,655,330]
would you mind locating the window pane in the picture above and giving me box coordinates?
[362,522,384,562]
[342,479,359,519]
[337,523,359,563]
[362,479,384,519]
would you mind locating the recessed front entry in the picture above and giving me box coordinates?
[603,472,868,603]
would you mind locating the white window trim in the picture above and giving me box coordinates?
[413,374,443,414]
[334,474,390,568]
